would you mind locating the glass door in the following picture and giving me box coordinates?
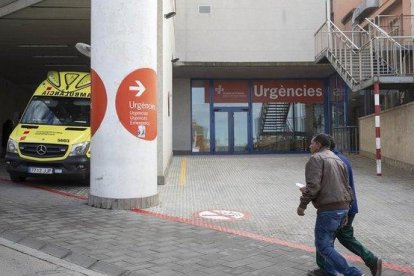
[214,108,248,153]
[233,111,248,152]
[214,111,229,152]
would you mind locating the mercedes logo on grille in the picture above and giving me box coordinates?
[36,145,47,156]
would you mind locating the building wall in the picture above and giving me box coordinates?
[412,0,414,19]
[172,0,328,153]
[161,0,174,178]
[157,0,174,184]
[332,0,406,31]
[359,102,414,172]
[0,77,31,155]
[331,0,361,29]
[175,0,326,62]
[172,78,191,153]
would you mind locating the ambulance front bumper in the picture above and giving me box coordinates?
[5,153,90,180]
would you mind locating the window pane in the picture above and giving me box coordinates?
[192,81,210,152]
[253,102,321,151]
[214,112,228,152]
[234,112,248,152]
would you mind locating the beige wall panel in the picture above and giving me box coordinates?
[359,102,414,168]
[359,113,375,154]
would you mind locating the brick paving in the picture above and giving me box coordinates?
[0,154,413,275]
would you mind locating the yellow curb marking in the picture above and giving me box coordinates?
[179,158,187,186]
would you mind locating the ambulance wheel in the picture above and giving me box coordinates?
[10,173,26,182]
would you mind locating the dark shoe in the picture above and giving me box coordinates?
[307,268,326,276]
[369,258,382,276]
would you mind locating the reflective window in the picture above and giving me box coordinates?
[253,102,322,151]
[234,112,248,152]
[214,112,229,152]
[191,81,210,152]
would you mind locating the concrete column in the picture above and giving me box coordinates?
[89,0,159,209]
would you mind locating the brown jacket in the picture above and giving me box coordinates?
[299,148,353,212]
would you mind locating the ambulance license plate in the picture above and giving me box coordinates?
[28,167,53,174]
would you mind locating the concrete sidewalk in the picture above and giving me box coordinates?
[0,237,104,276]
[0,154,413,275]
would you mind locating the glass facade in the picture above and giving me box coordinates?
[191,79,327,154]
[191,81,210,153]
[234,111,248,152]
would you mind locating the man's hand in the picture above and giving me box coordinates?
[341,216,349,228]
[297,207,305,216]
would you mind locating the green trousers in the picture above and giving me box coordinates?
[316,215,377,275]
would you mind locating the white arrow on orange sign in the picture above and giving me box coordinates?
[129,80,146,97]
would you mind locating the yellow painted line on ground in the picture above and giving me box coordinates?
[179,158,187,186]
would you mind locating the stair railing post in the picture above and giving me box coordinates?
[376,38,380,77]
[412,41,414,76]
[359,49,362,82]
[399,40,403,75]
[370,38,374,78]
[327,21,332,53]
[332,30,336,59]
[349,42,353,78]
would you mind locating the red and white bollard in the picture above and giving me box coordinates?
[373,82,382,176]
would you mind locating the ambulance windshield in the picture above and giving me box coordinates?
[20,96,90,126]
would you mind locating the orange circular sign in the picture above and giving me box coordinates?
[115,68,157,140]
[91,69,107,136]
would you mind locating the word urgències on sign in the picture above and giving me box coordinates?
[253,84,322,100]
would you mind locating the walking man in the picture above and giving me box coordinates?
[307,136,382,276]
[297,133,364,276]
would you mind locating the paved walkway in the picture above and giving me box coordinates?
[0,237,104,275]
[0,154,413,275]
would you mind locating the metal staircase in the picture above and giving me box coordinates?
[258,103,291,136]
[315,16,414,91]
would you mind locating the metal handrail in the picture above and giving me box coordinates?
[314,20,360,57]
[374,36,414,76]
[358,19,412,78]
[374,15,414,36]
[315,20,361,87]
[329,21,360,49]
[352,24,371,48]
[365,18,402,47]
[315,17,414,91]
